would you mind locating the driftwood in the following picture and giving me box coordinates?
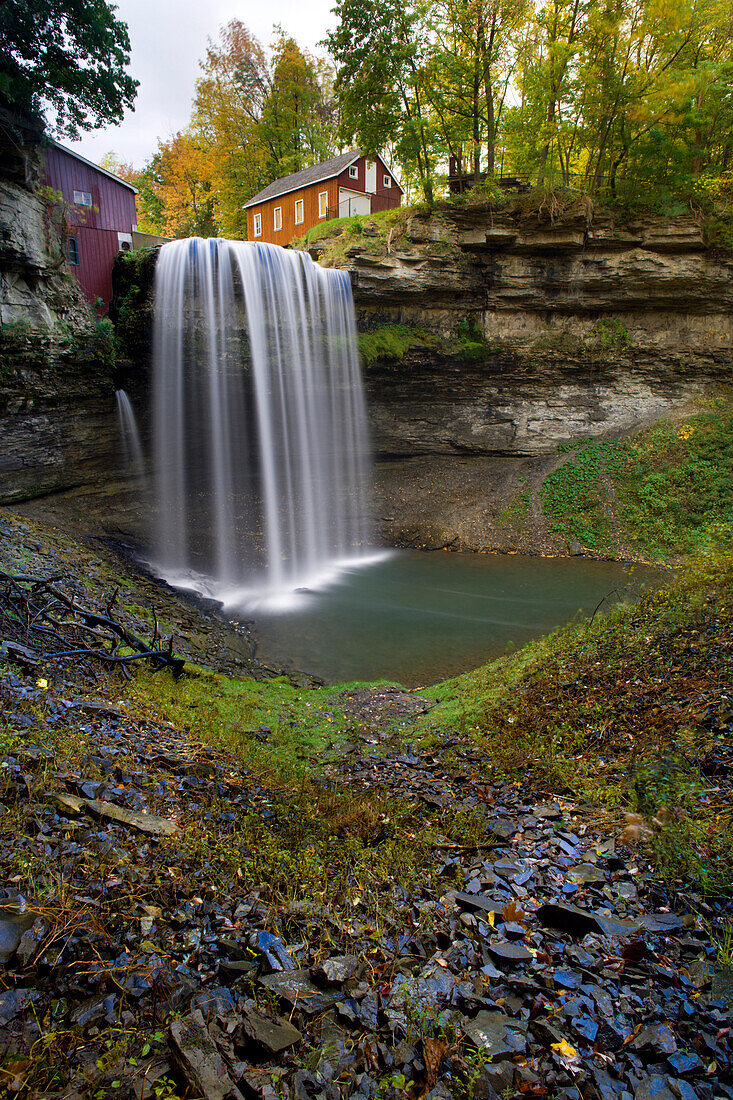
[0,570,184,678]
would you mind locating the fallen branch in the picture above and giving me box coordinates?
[0,570,184,678]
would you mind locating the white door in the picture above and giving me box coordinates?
[365,160,377,194]
[339,188,371,217]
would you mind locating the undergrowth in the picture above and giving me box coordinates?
[537,399,733,558]
[417,538,733,896]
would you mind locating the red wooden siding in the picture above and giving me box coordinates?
[42,145,138,308]
[246,154,402,246]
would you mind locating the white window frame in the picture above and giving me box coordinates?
[294,198,304,225]
[73,190,93,206]
[253,212,262,237]
[349,165,358,179]
[383,174,392,188]
[273,206,282,231]
[318,191,328,218]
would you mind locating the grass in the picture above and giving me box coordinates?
[358,324,438,365]
[536,398,733,558]
[358,318,508,367]
[128,665,369,786]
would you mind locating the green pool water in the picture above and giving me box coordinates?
[248,550,666,687]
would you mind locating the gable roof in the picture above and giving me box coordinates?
[47,139,139,195]
[244,150,403,208]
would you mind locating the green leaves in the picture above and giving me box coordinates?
[0,0,138,139]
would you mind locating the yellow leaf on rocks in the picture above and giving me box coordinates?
[551,1040,578,1060]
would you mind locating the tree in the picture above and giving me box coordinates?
[327,0,438,202]
[0,0,137,139]
[193,20,338,235]
[144,132,217,239]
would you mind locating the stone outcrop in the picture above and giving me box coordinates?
[320,204,733,364]
[303,202,733,549]
[2,187,732,554]
[0,140,122,504]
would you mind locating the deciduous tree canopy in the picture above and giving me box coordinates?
[0,0,137,139]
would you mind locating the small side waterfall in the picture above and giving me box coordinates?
[151,239,373,607]
[115,389,146,480]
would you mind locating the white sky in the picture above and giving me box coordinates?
[68,0,338,169]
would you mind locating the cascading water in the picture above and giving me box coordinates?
[115,389,146,480]
[151,238,374,609]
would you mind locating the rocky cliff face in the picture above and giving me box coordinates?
[3,194,732,556]
[303,202,733,549]
[0,142,120,504]
[319,204,733,363]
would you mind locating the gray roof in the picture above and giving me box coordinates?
[243,150,364,208]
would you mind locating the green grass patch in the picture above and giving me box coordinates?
[127,665,375,786]
[538,399,733,557]
[358,324,438,365]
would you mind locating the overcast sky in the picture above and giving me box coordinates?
[67,0,338,168]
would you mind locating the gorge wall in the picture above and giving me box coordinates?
[303,201,733,550]
[2,187,731,555]
[0,141,121,503]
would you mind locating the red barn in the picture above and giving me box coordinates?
[42,141,138,310]
[244,150,403,245]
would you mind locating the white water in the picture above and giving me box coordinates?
[151,239,374,609]
[115,389,146,480]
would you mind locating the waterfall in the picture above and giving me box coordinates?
[151,238,373,608]
[115,389,146,480]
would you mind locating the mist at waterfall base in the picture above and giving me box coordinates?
[143,237,665,686]
[151,238,377,612]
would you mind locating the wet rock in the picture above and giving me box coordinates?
[453,892,507,917]
[52,792,85,814]
[190,986,237,1018]
[70,994,117,1027]
[386,961,456,1031]
[632,1023,677,1056]
[461,1011,527,1059]
[634,1077,676,1100]
[566,863,607,885]
[503,922,526,939]
[666,1052,701,1075]
[487,941,532,965]
[254,930,296,972]
[0,988,41,1026]
[84,798,179,836]
[0,903,35,964]
[238,1067,286,1100]
[596,1021,625,1052]
[554,968,582,990]
[238,1004,302,1056]
[536,901,639,938]
[311,955,359,986]
[259,969,342,1016]
[592,1067,625,1098]
[169,1009,242,1100]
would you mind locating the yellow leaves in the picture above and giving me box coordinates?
[551,1038,580,1062]
[36,678,48,690]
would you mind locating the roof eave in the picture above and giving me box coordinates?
[244,152,363,209]
[46,139,139,195]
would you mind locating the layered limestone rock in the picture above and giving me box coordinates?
[0,141,119,503]
[303,203,733,550]
[321,205,733,365]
